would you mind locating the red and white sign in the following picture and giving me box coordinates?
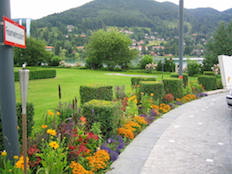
[3,16,26,48]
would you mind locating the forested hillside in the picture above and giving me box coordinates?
[30,0,232,58]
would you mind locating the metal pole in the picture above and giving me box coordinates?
[178,0,184,78]
[0,0,20,158]
[19,69,29,174]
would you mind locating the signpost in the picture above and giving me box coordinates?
[0,0,26,159]
[3,16,26,48]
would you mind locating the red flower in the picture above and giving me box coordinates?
[87,132,99,140]
[28,145,40,156]
[69,146,76,150]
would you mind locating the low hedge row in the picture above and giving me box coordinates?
[139,81,164,102]
[14,69,56,81]
[170,73,188,87]
[82,99,121,138]
[80,85,113,104]
[0,103,34,151]
[131,77,156,87]
[163,78,184,98]
[198,75,217,90]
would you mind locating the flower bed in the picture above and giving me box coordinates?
[0,80,208,174]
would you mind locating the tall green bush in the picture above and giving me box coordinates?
[187,61,202,76]
[80,85,113,104]
[163,78,184,98]
[139,55,153,69]
[0,103,34,151]
[198,75,217,90]
[82,99,121,138]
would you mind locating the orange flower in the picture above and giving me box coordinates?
[150,93,154,96]
[41,125,48,129]
[47,110,54,116]
[15,156,29,170]
[80,116,87,124]
[117,127,134,139]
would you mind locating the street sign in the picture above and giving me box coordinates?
[3,16,26,48]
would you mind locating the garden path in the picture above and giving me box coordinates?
[107,91,232,174]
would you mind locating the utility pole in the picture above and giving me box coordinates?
[0,0,20,158]
[178,0,184,78]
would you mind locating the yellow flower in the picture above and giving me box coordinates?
[41,125,48,129]
[15,156,29,170]
[46,129,57,136]
[47,110,54,116]
[13,155,19,159]
[150,93,154,96]
[1,151,7,156]
[49,141,59,149]
[56,112,61,116]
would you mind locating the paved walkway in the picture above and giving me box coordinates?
[107,92,232,174]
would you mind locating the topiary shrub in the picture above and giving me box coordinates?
[203,71,215,76]
[15,69,56,81]
[80,85,113,104]
[131,77,156,88]
[82,99,121,138]
[0,103,34,150]
[163,78,184,98]
[139,81,164,103]
[198,75,217,91]
[170,73,188,87]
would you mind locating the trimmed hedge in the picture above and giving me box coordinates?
[82,99,121,138]
[0,103,34,151]
[14,69,56,81]
[203,71,215,76]
[170,73,188,87]
[163,78,184,98]
[80,85,113,104]
[139,81,164,102]
[131,77,156,87]
[198,75,217,91]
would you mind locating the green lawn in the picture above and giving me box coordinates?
[14,68,194,131]
[14,68,157,129]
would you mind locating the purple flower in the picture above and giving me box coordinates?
[197,93,208,97]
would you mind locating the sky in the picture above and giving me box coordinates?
[11,0,232,19]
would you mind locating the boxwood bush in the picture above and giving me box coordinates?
[198,75,217,91]
[80,85,113,104]
[0,103,34,151]
[82,99,121,138]
[163,78,184,98]
[131,77,156,87]
[139,81,164,102]
[170,73,188,87]
[15,69,56,81]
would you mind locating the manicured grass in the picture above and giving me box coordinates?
[14,67,195,131]
[14,68,151,129]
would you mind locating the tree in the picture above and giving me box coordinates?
[85,28,138,70]
[14,37,52,66]
[139,55,153,69]
[203,22,232,70]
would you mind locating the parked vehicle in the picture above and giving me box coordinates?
[226,90,232,108]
